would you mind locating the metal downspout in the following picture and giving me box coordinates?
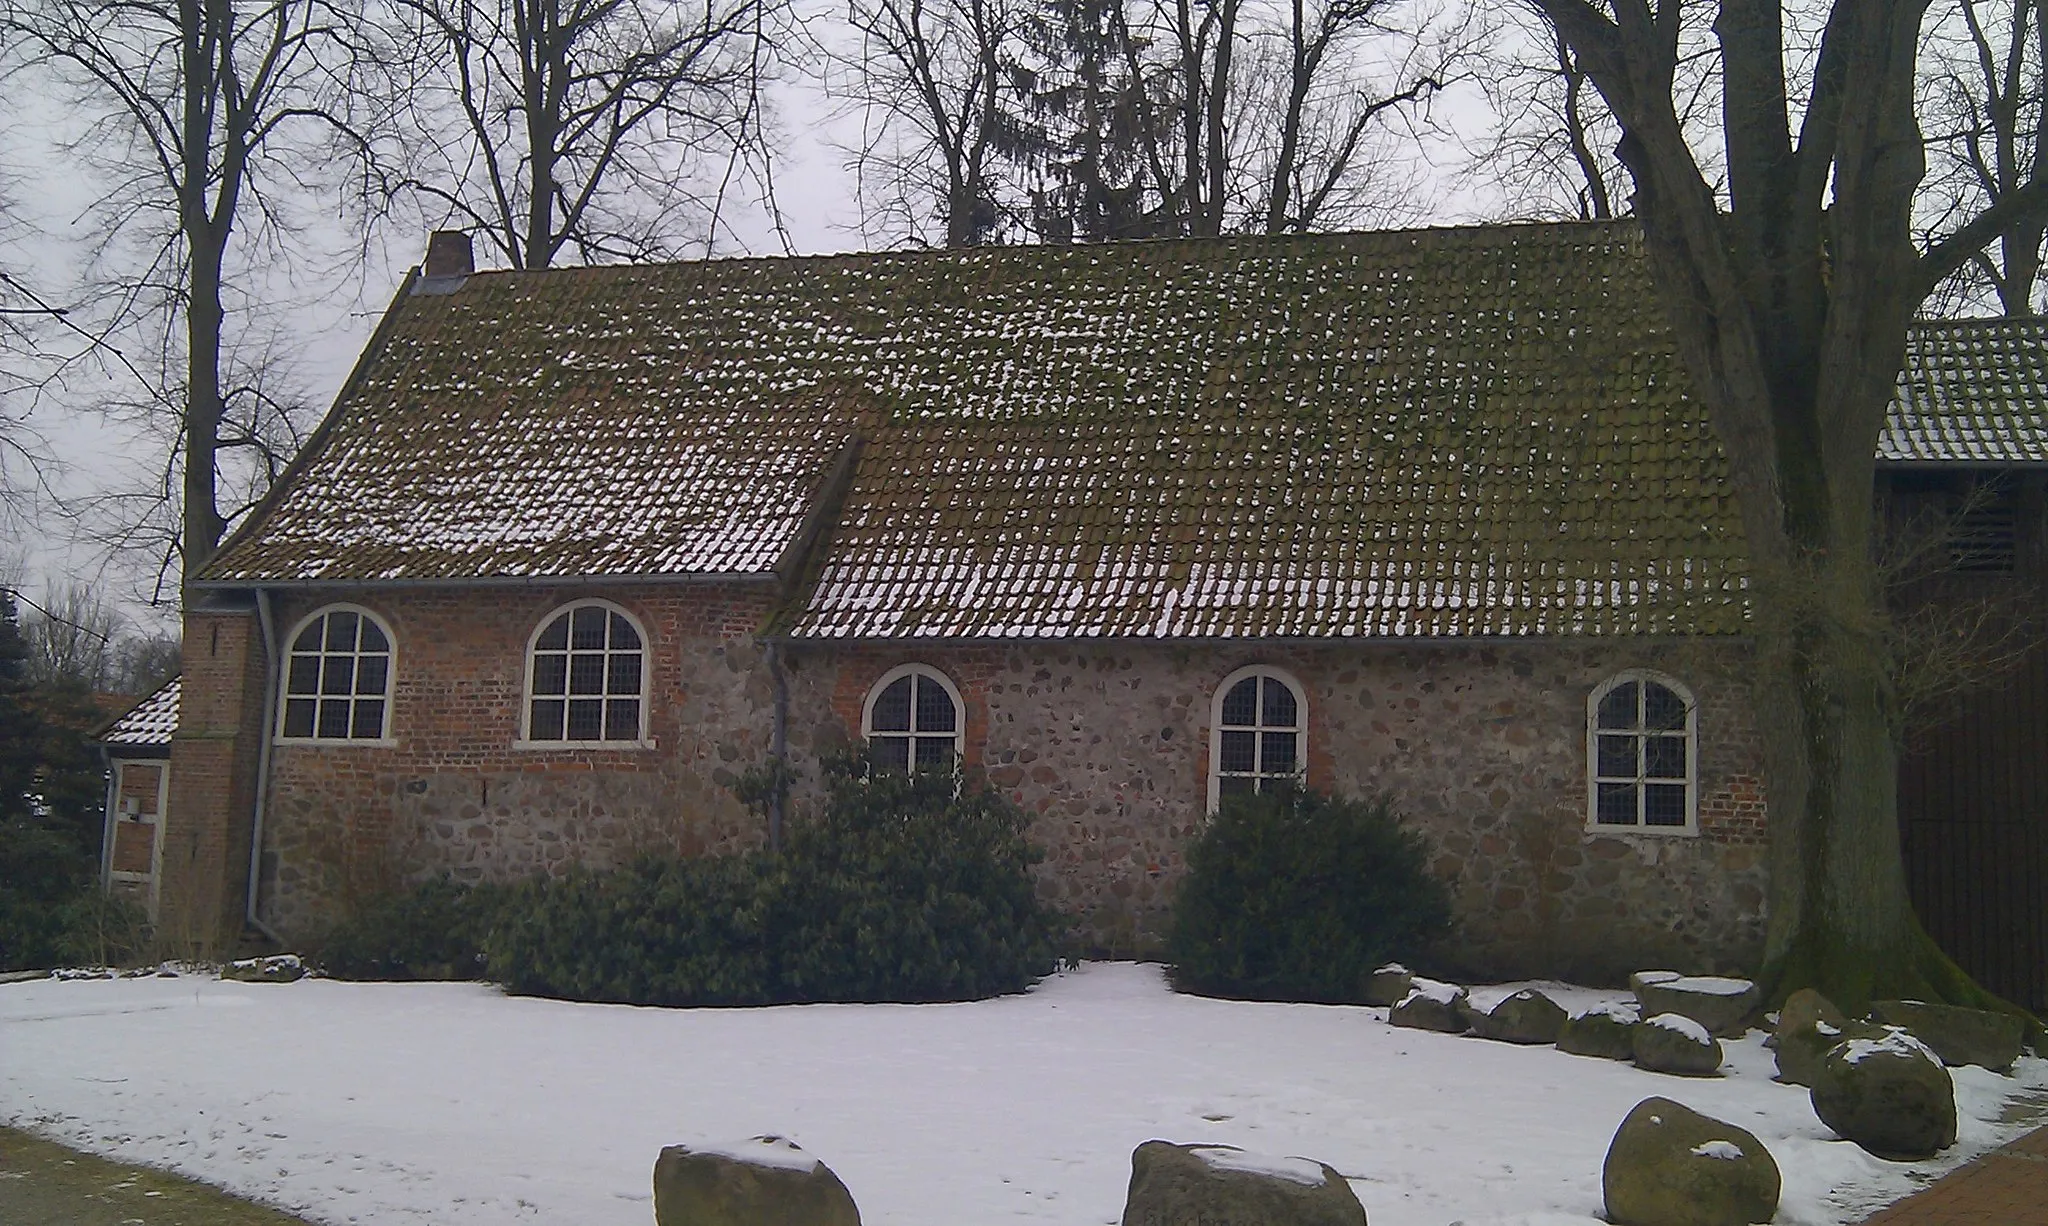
[245,589,283,944]
[766,639,789,852]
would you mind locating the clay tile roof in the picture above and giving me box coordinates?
[1882,318,2048,464]
[101,676,179,747]
[203,220,1757,636]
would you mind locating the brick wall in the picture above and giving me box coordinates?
[162,606,268,954]
[258,583,780,934]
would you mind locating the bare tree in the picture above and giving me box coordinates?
[1920,0,2047,314]
[836,0,1034,246]
[1530,0,2048,1010]
[2,0,372,588]
[382,0,787,268]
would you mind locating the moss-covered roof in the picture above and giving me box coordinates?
[1883,317,2048,464]
[203,220,1755,637]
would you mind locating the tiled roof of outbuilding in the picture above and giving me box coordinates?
[100,676,179,747]
[204,221,1754,637]
[1881,317,2048,463]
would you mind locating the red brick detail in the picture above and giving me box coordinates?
[162,609,268,954]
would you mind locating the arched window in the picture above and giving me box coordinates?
[524,601,648,744]
[1588,671,1697,833]
[1209,666,1307,809]
[278,606,395,742]
[862,664,963,773]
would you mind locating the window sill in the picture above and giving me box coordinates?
[511,738,660,752]
[273,737,398,749]
[1584,822,1700,839]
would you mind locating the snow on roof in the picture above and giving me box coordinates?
[100,676,179,747]
[1883,318,2048,464]
[199,223,2042,640]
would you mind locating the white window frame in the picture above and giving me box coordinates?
[275,604,398,746]
[1208,664,1309,811]
[516,599,655,749]
[1585,669,1699,836]
[860,663,966,773]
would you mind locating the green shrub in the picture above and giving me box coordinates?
[484,749,1063,1006]
[1167,787,1452,1002]
[314,875,509,981]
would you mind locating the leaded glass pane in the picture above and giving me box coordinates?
[871,677,912,732]
[1261,730,1297,775]
[1261,678,1297,728]
[1219,729,1256,773]
[1645,736,1686,779]
[536,615,569,651]
[569,654,605,696]
[1596,781,1638,824]
[1645,783,1687,825]
[532,654,567,696]
[1221,678,1258,727]
[608,613,641,650]
[1597,734,1637,778]
[915,678,957,732]
[566,698,604,740]
[605,699,639,740]
[530,699,566,740]
[325,611,359,651]
[1218,775,1254,798]
[1598,682,1638,729]
[317,698,351,739]
[1644,683,1686,731]
[287,656,319,695]
[607,654,642,696]
[292,622,322,652]
[359,620,389,652]
[321,655,355,696]
[571,606,607,649]
[874,736,910,772]
[283,698,316,738]
[351,699,385,739]
[915,736,953,768]
[356,656,388,697]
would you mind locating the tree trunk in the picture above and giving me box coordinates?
[179,0,226,585]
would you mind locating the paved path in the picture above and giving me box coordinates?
[1860,1124,2048,1225]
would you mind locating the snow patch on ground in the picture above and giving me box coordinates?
[2,962,2042,1226]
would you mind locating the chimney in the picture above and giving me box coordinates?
[423,230,474,279]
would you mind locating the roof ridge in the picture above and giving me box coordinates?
[450,217,1645,284]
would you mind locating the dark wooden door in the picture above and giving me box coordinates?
[1899,641,2048,1012]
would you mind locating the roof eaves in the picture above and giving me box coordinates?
[188,570,784,591]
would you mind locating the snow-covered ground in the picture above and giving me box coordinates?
[3,962,2042,1226]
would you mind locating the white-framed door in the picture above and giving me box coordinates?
[106,759,169,920]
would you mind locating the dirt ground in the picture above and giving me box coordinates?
[0,1127,316,1226]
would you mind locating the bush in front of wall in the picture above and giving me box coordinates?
[483,748,1064,1006]
[314,875,511,982]
[1167,786,1452,1003]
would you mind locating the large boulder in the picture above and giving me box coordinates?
[1771,989,1876,1088]
[1633,1013,1724,1077]
[1361,964,1414,1008]
[1388,979,1469,1034]
[1870,1000,2025,1074]
[1120,1141,1365,1226]
[653,1135,861,1226]
[221,954,307,984]
[1559,1002,1640,1061]
[1602,1097,1781,1226]
[1461,988,1568,1045]
[1810,1031,1958,1161]
[1633,976,1761,1038]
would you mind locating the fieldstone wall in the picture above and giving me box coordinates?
[783,639,1768,980]
[259,583,778,936]
[251,580,1768,981]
